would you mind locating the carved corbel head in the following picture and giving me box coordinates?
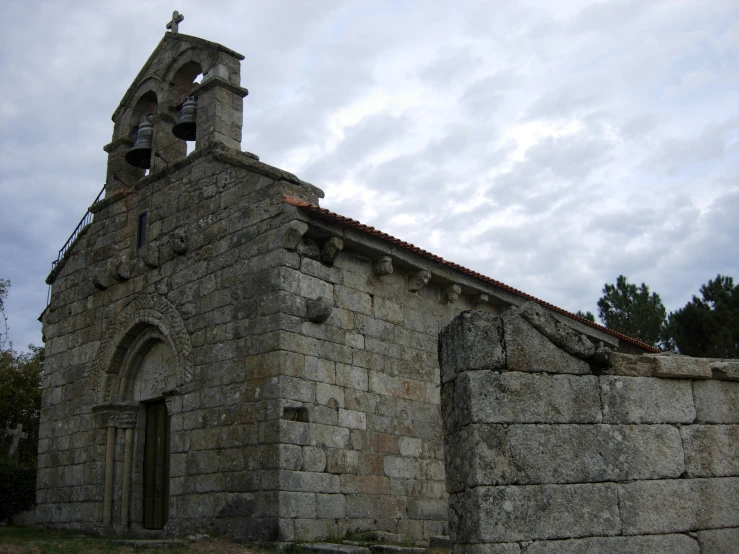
[408,269,431,292]
[373,256,393,277]
[320,236,344,266]
[443,284,462,304]
[471,293,490,307]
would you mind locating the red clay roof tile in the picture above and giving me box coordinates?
[283,194,660,353]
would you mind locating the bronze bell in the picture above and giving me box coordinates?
[125,117,153,169]
[172,96,197,141]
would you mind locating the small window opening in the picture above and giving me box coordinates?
[137,212,148,249]
[282,407,309,422]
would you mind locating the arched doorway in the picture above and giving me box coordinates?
[133,339,176,530]
[92,294,192,532]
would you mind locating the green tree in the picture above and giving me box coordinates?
[0,345,44,467]
[0,278,9,350]
[597,275,666,347]
[667,275,738,358]
[575,310,596,322]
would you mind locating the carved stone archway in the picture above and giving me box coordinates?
[91,294,191,530]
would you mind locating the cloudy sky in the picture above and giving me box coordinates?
[1,0,738,350]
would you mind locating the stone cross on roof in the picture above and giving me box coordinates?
[5,423,28,456]
[166,11,184,34]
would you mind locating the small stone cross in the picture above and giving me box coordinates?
[166,11,184,34]
[5,423,28,456]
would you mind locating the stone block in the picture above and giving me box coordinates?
[346,494,380,518]
[279,491,316,518]
[444,371,601,432]
[311,423,350,449]
[339,408,367,430]
[652,354,711,379]
[326,449,360,474]
[517,302,595,358]
[606,352,655,377]
[445,423,683,492]
[337,364,369,391]
[708,359,739,380]
[280,470,340,494]
[450,483,620,543]
[340,474,391,495]
[525,534,698,553]
[600,376,695,423]
[302,446,327,472]
[694,380,739,423]
[502,311,590,374]
[619,477,739,534]
[438,311,505,384]
[383,456,420,479]
[335,286,372,315]
[454,545,521,554]
[696,528,739,553]
[317,493,346,519]
[681,425,739,477]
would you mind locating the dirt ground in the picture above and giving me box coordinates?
[0,527,275,554]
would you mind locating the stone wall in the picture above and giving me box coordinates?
[438,305,739,553]
[38,146,323,539]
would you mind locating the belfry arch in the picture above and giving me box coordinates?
[92,295,191,531]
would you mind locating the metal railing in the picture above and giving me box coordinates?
[47,185,106,305]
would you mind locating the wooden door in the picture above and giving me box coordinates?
[143,400,169,529]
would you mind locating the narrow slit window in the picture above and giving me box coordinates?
[137,212,148,249]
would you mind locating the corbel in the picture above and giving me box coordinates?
[408,269,431,292]
[109,255,132,282]
[139,245,160,269]
[306,297,334,323]
[471,293,490,307]
[282,221,309,251]
[170,229,188,255]
[320,236,344,266]
[443,284,462,304]
[373,256,393,277]
[92,267,110,291]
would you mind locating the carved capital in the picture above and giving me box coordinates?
[93,403,139,429]
[320,236,344,266]
[443,284,462,304]
[373,256,393,277]
[408,269,431,292]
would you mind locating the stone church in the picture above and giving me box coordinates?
[37,17,656,543]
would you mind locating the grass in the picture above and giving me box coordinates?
[0,527,275,554]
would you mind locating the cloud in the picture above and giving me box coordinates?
[1,0,738,350]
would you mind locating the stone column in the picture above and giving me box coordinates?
[195,74,248,151]
[120,428,134,526]
[103,426,116,526]
[103,137,143,193]
[149,112,185,174]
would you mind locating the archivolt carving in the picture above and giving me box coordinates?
[91,294,193,404]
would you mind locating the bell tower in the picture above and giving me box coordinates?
[102,11,249,194]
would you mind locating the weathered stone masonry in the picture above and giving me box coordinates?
[439,306,739,553]
[38,27,657,543]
